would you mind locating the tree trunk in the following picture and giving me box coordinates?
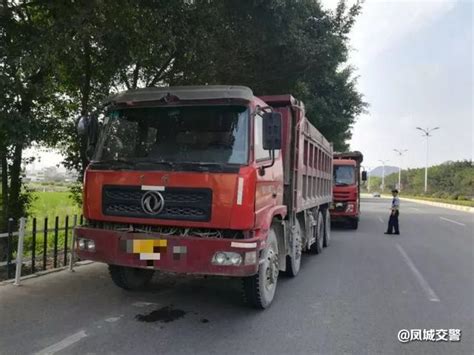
[1,147,8,232]
[8,144,23,222]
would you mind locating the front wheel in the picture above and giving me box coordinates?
[108,265,154,290]
[242,228,279,309]
[350,218,359,230]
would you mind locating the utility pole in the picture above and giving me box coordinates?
[393,149,408,191]
[416,127,440,193]
[378,159,389,192]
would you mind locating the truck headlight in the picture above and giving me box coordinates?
[78,238,95,252]
[86,239,96,252]
[212,252,242,266]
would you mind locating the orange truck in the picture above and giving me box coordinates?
[75,86,333,308]
[330,151,366,229]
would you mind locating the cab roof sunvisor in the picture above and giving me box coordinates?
[106,85,254,107]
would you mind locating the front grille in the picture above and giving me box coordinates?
[334,191,351,200]
[102,185,212,221]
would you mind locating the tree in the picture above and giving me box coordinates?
[0,0,70,260]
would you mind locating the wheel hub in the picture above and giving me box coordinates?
[265,249,279,290]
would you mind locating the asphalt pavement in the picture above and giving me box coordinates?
[0,198,472,355]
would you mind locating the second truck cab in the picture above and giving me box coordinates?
[330,151,365,229]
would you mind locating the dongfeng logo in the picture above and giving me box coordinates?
[141,190,165,215]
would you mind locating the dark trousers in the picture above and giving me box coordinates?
[387,210,400,234]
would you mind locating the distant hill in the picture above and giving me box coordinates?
[369,166,399,177]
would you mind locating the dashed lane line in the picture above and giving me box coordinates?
[35,330,87,355]
[439,217,466,227]
[396,244,440,302]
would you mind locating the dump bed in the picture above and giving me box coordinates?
[260,95,333,214]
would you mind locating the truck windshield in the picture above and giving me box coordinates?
[333,165,355,185]
[93,106,249,167]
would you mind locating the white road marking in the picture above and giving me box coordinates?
[104,316,123,323]
[132,301,157,307]
[396,244,440,302]
[35,330,87,355]
[378,217,384,224]
[409,207,421,211]
[439,217,465,226]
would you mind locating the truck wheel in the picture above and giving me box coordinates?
[108,265,154,290]
[350,219,359,230]
[242,228,279,309]
[310,211,324,254]
[285,219,302,277]
[323,209,331,247]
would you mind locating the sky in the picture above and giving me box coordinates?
[29,0,473,171]
[322,0,473,170]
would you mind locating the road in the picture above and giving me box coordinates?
[0,198,472,355]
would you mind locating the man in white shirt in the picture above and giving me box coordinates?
[385,189,400,235]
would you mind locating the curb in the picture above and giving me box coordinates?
[0,260,94,286]
[399,197,474,214]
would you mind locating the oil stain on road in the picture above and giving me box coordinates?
[136,306,187,323]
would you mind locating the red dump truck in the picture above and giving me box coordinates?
[330,151,366,229]
[75,86,333,308]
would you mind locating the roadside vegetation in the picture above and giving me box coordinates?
[364,160,474,206]
[1,0,366,263]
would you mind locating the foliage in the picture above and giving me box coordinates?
[0,0,367,238]
[0,1,68,238]
[365,160,474,200]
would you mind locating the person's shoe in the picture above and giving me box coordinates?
[384,232,392,235]
[394,232,400,235]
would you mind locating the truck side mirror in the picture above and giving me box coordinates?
[77,115,99,160]
[361,171,367,181]
[262,112,282,150]
[77,116,89,136]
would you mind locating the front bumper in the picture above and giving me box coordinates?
[329,201,359,219]
[75,227,261,277]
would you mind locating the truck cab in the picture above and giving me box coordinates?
[330,152,365,229]
[75,85,333,308]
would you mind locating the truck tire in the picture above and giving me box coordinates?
[285,218,302,277]
[309,211,324,254]
[108,265,154,290]
[350,218,359,230]
[323,209,331,247]
[242,228,279,309]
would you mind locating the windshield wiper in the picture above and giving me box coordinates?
[90,159,135,169]
[134,160,175,168]
[178,162,227,172]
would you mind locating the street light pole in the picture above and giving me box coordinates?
[416,127,440,193]
[378,159,389,192]
[393,149,408,191]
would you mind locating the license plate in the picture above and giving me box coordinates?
[123,238,187,261]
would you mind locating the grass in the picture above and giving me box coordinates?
[20,191,82,259]
[29,191,81,222]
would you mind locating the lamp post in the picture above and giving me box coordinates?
[393,149,408,191]
[416,127,440,193]
[378,159,389,192]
